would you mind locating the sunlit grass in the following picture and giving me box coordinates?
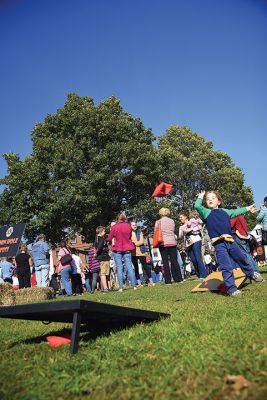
[1,268,267,400]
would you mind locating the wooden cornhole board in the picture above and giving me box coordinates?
[0,299,169,355]
[191,268,246,292]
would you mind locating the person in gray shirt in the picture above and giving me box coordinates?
[31,234,50,287]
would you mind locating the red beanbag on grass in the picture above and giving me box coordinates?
[46,336,72,347]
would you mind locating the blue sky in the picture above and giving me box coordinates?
[0,0,266,207]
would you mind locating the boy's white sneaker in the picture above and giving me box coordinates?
[251,272,266,282]
[229,290,242,297]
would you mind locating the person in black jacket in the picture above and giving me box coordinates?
[15,245,33,288]
[95,226,111,292]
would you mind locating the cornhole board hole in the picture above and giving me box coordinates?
[191,268,246,292]
[0,300,169,355]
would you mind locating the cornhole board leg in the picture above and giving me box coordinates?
[70,311,81,355]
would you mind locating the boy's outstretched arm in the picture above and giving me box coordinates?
[194,191,211,220]
[225,204,257,218]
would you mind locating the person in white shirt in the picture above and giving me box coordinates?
[71,249,85,295]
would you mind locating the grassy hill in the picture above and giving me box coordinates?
[1,270,266,400]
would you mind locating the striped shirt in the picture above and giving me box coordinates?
[87,248,100,272]
[154,216,177,246]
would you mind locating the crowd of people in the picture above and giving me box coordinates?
[0,193,266,297]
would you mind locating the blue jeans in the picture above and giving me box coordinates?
[85,274,91,292]
[187,241,207,278]
[151,271,161,282]
[113,251,136,289]
[234,235,259,272]
[35,264,49,287]
[177,250,185,279]
[215,241,254,294]
[60,266,73,295]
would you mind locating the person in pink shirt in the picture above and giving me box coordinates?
[57,241,73,296]
[154,208,183,284]
[107,213,137,292]
[187,210,203,236]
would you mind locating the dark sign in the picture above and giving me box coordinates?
[0,223,26,257]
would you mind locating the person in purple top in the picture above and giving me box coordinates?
[107,213,137,292]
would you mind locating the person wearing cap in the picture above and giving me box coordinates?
[31,234,50,287]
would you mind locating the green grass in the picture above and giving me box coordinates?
[1,269,267,400]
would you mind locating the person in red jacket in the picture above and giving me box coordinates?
[230,214,259,272]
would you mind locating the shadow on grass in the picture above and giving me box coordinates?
[6,318,157,349]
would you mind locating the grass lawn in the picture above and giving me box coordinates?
[1,269,267,400]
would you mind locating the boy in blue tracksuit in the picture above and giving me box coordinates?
[195,191,265,296]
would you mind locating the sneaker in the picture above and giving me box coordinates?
[229,290,242,297]
[133,287,137,290]
[102,289,109,293]
[251,272,266,282]
[136,283,143,288]
[148,282,155,287]
[117,288,123,292]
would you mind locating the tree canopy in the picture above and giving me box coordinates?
[0,94,254,242]
[157,126,253,209]
[0,94,158,242]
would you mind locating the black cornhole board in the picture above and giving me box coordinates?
[0,300,169,355]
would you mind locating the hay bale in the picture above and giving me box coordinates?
[15,287,55,304]
[0,283,15,305]
[0,283,16,306]
[0,282,13,296]
[0,284,55,306]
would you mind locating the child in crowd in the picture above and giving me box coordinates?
[71,248,84,295]
[49,269,61,296]
[95,226,111,292]
[179,245,191,278]
[87,243,101,293]
[153,261,163,282]
[203,251,212,275]
[187,210,203,236]
[195,191,265,296]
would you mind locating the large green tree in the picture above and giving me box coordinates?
[0,94,158,243]
[0,98,255,242]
